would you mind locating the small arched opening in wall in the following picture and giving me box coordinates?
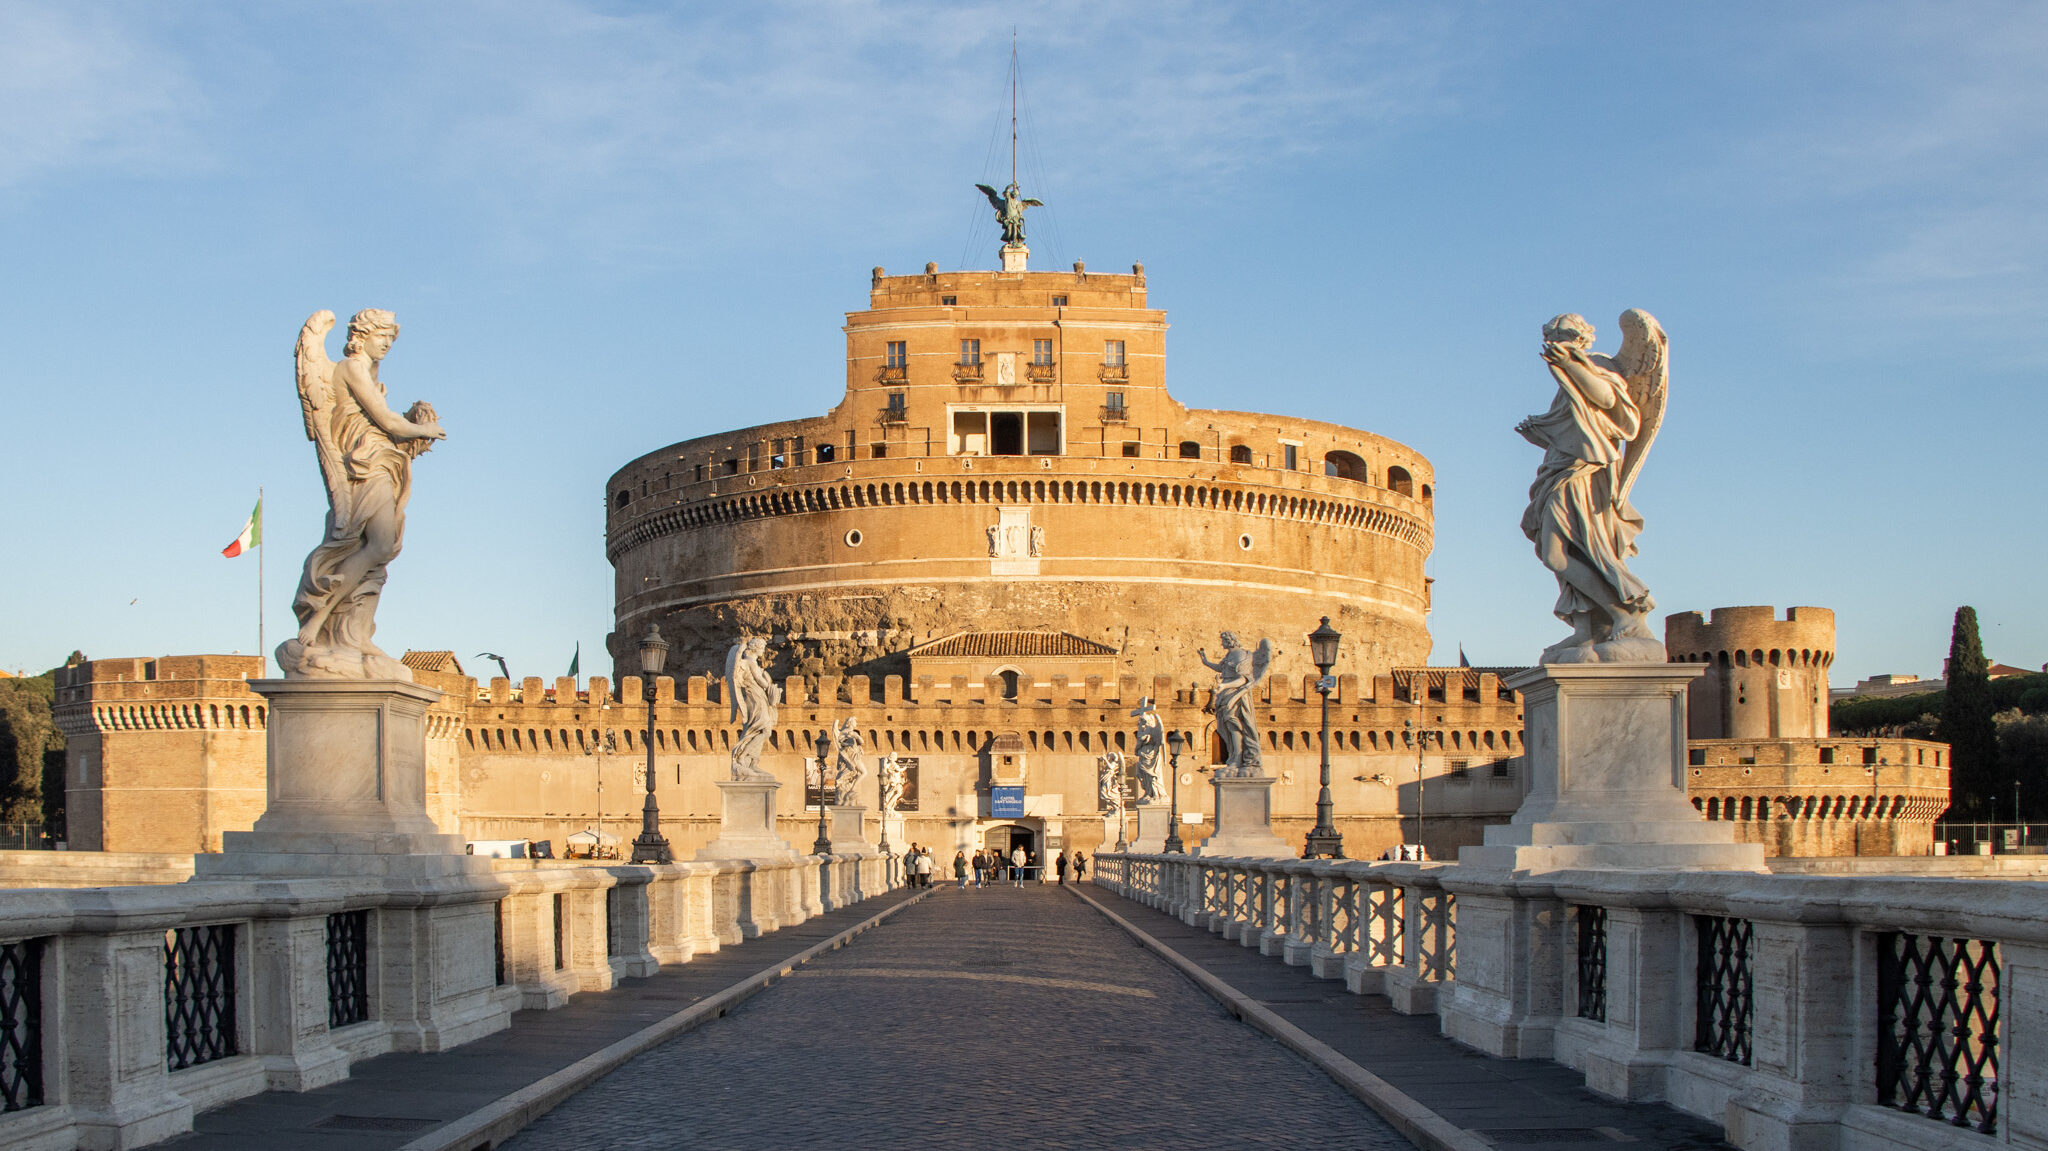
[1179,440,1202,459]
[1387,466,1414,497]
[1420,483,1432,505]
[1323,450,1368,483]
[1229,444,1254,465]
[998,668,1020,700]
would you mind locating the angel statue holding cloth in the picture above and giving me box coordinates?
[1198,632,1274,778]
[279,309,445,680]
[1516,309,1668,664]
[724,637,780,782]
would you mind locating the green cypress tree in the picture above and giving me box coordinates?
[1941,606,2001,818]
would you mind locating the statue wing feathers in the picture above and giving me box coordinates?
[975,183,1004,211]
[724,642,745,724]
[1021,198,1044,208]
[1613,308,1668,504]
[294,311,347,506]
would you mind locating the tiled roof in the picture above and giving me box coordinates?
[401,650,466,675]
[909,631,1119,659]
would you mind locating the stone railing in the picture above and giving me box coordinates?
[0,850,894,1150]
[1095,852,2045,1151]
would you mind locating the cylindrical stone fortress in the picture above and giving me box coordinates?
[606,264,1436,683]
[1666,605,1836,739]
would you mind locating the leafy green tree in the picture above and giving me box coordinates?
[1941,606,2001,819]
[0,671,61,827]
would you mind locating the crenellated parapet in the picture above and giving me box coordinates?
[1666,606,1835,740]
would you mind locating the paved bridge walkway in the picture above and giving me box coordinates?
[157,880,1734,1151]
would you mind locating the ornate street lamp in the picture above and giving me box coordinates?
[812,730,834,856]
[629,626,674,864]
[1164,730,1186,854]
[1303,616,1345,859]
[1405,715,1439,856]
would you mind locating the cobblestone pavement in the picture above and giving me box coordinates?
[503,884,1414,1150]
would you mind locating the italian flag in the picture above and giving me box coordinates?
[221,499,261,558]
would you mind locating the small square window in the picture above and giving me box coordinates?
[1818,747,1835,764]
[1121,442,1140,457]
[1052,295,1068,307]
[1863,747,1878,765]
[870,443,887,459]
[941,295,957,306]
[1448,760,1470,782]
[1689,748,1706,766]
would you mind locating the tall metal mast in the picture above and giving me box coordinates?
[1010,29,1019,189]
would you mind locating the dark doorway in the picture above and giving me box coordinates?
[990,412,1024,455]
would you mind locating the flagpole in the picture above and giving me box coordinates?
[257,485,265,678]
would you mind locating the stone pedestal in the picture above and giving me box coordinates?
[1001,243,1028,272]
[1458,665,1766,874]
[826,805,873,853]
[880,812,905,853]
[1130,804,1172,853]
[199,679,483,879]
[1193,775,1291,858]
[696,780,799,861]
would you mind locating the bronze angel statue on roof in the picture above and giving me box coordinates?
[1515,309,1668,664]
[975,181,1042,246]
[278,309,445,680]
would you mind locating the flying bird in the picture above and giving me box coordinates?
[476,652,511,682]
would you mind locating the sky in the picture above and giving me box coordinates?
[1,1,2043,686]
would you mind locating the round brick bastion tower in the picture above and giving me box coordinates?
[604,261,1437,685]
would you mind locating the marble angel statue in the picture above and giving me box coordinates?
[1128,697,1165,804]
[1199,632,1273,777]
[724,637,780,781]
[278,309,445,679]
[1097,751,1126,814]
[833,718,867,801]
[1515,310,1669,664]
[879,752,904,814]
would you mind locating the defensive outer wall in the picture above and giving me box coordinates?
[603,264,1436,686]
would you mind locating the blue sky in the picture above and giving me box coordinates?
[2,1,2043,685]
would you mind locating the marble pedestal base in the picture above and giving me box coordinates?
[1129,805,1172,853]
[826,806,873,854]
[697,780,799,861]
[1001,243,1029,272]
[1193,776,1291,858]
[1458,664,1765,874]
[199,679,482,880]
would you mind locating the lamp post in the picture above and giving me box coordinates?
[1405,716,1436,856]
[812,731,834,856]
[1164,731,1186,854]
[629,626,674,864]
[1303,617,1345,859]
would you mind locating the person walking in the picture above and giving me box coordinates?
[1010,844,1026,888]
[1074,851,1088,881]
[918,848,934,887]
[953,850,968,889]
[1054,850,1069,885]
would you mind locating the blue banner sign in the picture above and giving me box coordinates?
[990,786,1026,818]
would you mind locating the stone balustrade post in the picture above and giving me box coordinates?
[1283,866,1317,966]
[1383,870,1456,1015]
[1437,869,1563,1059]
[1721,920,1857,1151]
[1259,863,1292,957]
[642,868,695,966]
[246,910,350,1091]
[603,872,657,980]
[1310,872,1351,979]
[500,888,576,1009]
[62,926,195,1149]
[1344,869,1404,995]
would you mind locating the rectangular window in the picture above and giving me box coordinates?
[1863,747,1879,765]
[870,443,887,459]
[1491,759,1516,781]
[1026,411,1061,455]
[1689,748,1707,766]
[1819,746,1835,764]
[770,438,787,469]
[959,339,981,365]
[941,295,957,306]
[949,407,1062,456]
[1051,295,1068,307]
[885,340,907,368]
[1103,340,1125,366]
[693,463,706,482]
[1104,391,1125,415]
[1032,339,1053,365]
[1448,760,1470,782]
[1283,444,1299,470]
[1121,442,1140,457]
[886,391,907,418]
[815,443,835,463]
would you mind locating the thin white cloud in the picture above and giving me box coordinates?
[0,3,205,187]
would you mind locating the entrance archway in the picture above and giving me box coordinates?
[981,822,1040,876]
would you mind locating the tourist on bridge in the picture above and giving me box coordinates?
[954,850,968,889]
[1074,852,1088,881]
[1010,844,1026,887]
[1055,851,1069,885]
[916,848,934,887]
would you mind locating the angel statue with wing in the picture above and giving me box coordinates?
[975,181,1042,246]
[725,637,780,782]
[279,309,446,680]
[832,717,867,801]
[1128,697,1165,804]
[1515,309,1669,664]
[1199,632,1275,778]
[1097,751,1125,815]
[879,752,904,814]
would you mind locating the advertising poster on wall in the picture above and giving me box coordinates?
[896,757,920,811]
[805,758,836,808]
[991,786,1025,818]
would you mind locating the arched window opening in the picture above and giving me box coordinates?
[1387,466,1414,497]
[1230,444,1253,464]
[1179,440,1201,459]
[1323,450,1367,483]
[999,670,1019,700]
